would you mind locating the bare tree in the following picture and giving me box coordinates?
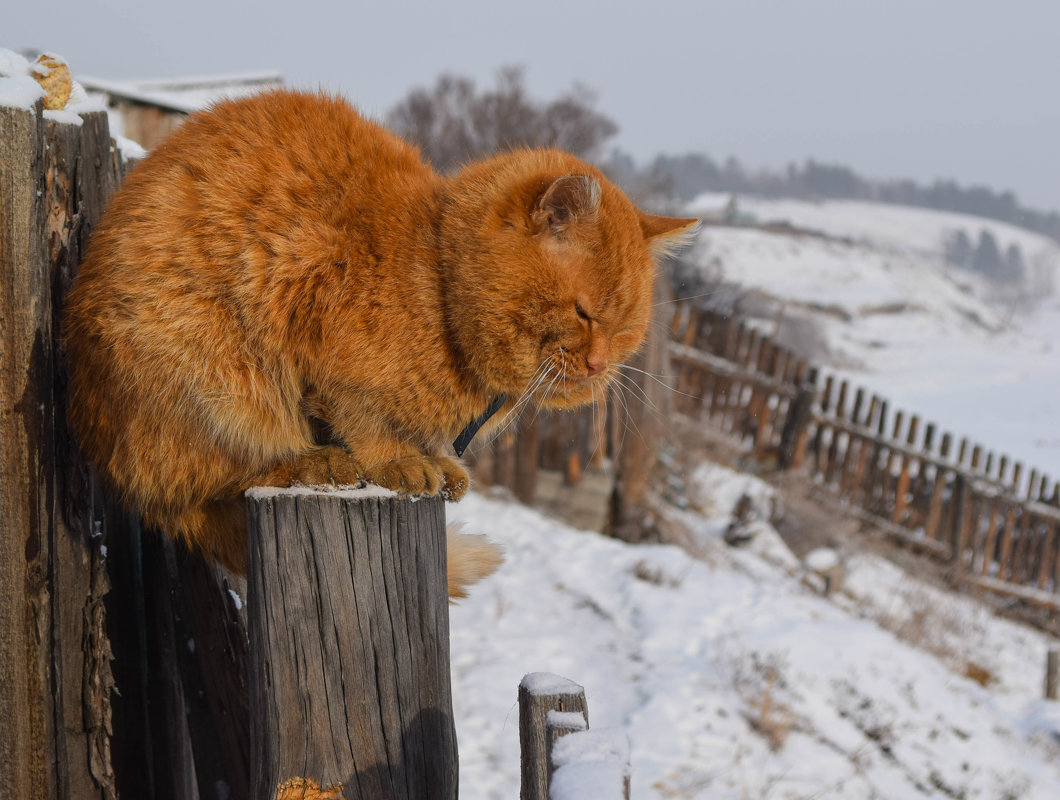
[387,66,618,173]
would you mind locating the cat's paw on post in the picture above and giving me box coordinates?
[437,457,470,501]
[363,454,453,497]
[263,445,363,487]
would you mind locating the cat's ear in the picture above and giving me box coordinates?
[531,174,601,235]
[639,211,701,258]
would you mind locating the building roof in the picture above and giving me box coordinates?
[80,71,283,113]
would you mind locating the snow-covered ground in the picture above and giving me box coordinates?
[448,472,1060,799]
[683,195,1060,481]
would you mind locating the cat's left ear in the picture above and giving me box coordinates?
[639,211,701,259]
[532,174,601,236]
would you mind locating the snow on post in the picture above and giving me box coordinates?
[246,487,456,800]
[548,727,631,800]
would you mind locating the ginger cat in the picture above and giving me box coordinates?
[64,90,698,592]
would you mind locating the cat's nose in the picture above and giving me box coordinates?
[586,357,608,377]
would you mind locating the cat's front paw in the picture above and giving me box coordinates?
[362,455,470,499]
[436,457,470,501]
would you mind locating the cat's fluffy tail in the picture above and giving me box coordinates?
[446,524,504,600]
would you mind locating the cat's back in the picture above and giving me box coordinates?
[67,89,434,357]
[99,89,426,253]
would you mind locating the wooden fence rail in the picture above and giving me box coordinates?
[669,301,1060,609]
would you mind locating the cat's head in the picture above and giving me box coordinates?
[441,150,698,410]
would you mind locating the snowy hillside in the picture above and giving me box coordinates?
[448,477,1060,799]
[683,195,1060,479]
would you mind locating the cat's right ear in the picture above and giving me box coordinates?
[531,174,601,236]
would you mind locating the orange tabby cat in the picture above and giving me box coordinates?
[64,90,697,590]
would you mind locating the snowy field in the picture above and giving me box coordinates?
[448,472,1060,799]
[684,195,1060,481]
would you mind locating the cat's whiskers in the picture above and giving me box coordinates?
[614,362,700,401]
[486,354,560,442]
[607,374,643,449]
[610,370,666,426]
[651,289,722,307]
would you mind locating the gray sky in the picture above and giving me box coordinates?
[9,0,1060,210]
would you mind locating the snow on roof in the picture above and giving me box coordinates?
[80,71,283,113]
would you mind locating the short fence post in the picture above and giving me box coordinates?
[246,488,457,800]
[778,382,816,470]
[1046,648,1060,701]
[519,673,588,800]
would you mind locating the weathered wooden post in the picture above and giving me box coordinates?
[518,673,630,800]
[519,673,589,800]
[778,379,816,470]
[2,98,130,800]
[246,487,457,800]
[608,272,672,542]
[1046,648,1060,701]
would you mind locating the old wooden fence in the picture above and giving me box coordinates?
[1,96,632,798]
[668,301,1060,608]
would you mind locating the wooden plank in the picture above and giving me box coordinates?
[246,491,457,800]
[891,416,919,527]
[811,376,834,478]
[838,388,866,496]
[845,395,878,503]
[1029,515,1053,590]
[1011,510,1034,584]
[1040,520,1060,591]
[667,345,797,398]
[951,474,973,568]
[925,433,952,542]
[825,380,848,486]
[778,382,816,471]
[960,574,1060,611]
[979,498,1002,576]
[996,507,1018,581]
[0,99,51,800]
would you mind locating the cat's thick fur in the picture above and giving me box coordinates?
[64,90,697,590]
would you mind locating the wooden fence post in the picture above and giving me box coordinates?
[1047,648,1060,701]
[778,381,815,470]
[246,488,457,800]
[0,95,51,800]
[2,101,133,800]
[519,673,589,800]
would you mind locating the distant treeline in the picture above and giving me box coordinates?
[386,66,1060,245]
[611,152,1060,245]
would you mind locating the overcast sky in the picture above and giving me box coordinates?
[8,0,1060,210]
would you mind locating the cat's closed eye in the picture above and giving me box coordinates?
[574,303,591,322]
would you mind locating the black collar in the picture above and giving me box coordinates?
[452,394,507,456]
